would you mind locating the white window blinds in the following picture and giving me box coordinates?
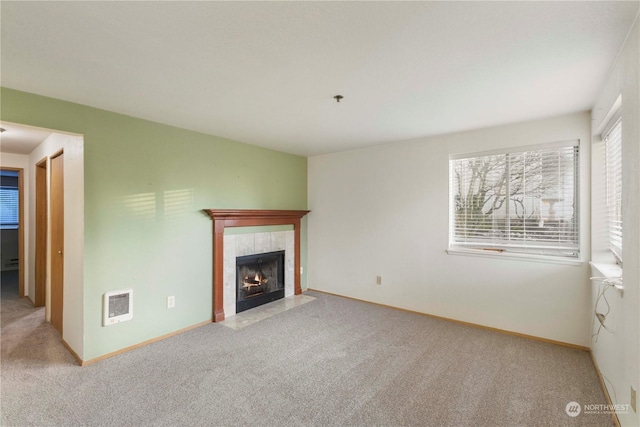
[604,116,622,263]
[449,141,580,258]
[0,186,19,229]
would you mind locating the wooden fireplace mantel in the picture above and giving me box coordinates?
[204,209,310,322]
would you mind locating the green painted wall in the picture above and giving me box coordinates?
[1,87,307,361]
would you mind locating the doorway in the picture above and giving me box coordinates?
[34,158,47,307]
[0,168,25,299]
[50,151,64,335]
[1,121,83,358]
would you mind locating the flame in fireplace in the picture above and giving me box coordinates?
[242,273,268,289]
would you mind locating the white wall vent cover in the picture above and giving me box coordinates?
[103,289,133,326]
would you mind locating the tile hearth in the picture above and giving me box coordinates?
[218,294,315,330]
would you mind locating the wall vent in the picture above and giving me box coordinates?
[103,289,133,326]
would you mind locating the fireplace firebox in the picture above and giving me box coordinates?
[236,250,285,313]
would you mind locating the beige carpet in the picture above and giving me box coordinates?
[1,277,612,426]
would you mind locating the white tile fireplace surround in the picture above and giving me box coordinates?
[223,231,295,317]
[204,209,310,322]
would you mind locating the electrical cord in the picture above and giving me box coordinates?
[601,372,619,408]
[589,276,621,407]
[590,278,619,341]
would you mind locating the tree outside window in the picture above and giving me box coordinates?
[450,141,579,258]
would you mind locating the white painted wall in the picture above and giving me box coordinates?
[308,112,591,346]
[590,16,639,427]
[0,152,29,292]
[28,132,84,359]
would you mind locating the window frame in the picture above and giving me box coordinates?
[602,111,623,265]
[448,140,581,262]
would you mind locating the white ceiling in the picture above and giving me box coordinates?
[1,1,638,157]
[0,122,52,155]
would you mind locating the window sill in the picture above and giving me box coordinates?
[589,262,624,297]
[589,262,622,278]
[589,261,623,296]
[446,247,584,266]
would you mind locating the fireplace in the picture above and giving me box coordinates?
[236,250,285,313]
[204,209,310,322]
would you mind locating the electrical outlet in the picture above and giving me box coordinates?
[376,276,382,285]
[300,266,304,274]
[167,296,175,308]
[631,386,637,413]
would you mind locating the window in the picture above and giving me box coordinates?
[449,140,580,259]
[603,113,622,264]
[0,186,19,229]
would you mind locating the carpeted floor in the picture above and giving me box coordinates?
[1,278,612,426]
